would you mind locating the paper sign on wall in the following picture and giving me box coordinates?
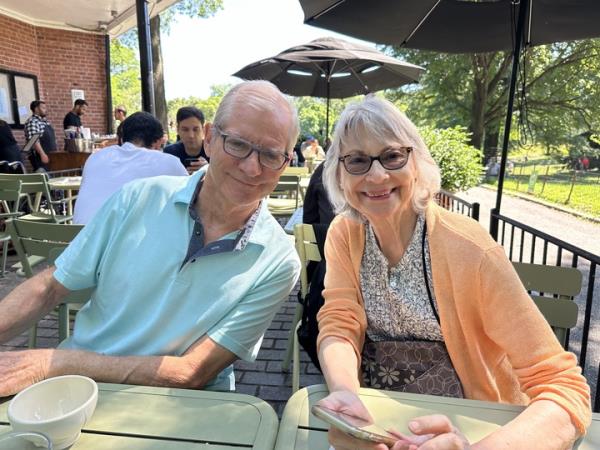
[71,89,85,104]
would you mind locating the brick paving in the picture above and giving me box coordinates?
[0,254,323,417]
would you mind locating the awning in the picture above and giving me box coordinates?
[0,0,180,36]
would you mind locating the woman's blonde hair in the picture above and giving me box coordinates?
[323,96,441,221]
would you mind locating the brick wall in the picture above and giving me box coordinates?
[0,13,107,149]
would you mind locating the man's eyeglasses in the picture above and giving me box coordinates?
[214,126,290,170]
[338,147,413,175]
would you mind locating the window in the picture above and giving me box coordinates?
[0,70,39,129]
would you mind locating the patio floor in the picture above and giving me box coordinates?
[0,254,323,417]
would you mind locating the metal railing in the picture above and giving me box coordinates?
[46,168,82,178]
[435,190,480,221]
[489,208,600,411]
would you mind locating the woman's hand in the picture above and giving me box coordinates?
[404,415,471,450]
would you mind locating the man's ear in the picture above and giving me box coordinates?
[203,122,213,157]
[149,139,163,150]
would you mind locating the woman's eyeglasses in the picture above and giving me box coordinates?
[214,126,290,170]
[338,147,412,175]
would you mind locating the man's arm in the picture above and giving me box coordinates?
[0,334,237,396]
[0,267,68,343]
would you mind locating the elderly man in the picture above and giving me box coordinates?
[114,105,127,145]
[0,81,301,395]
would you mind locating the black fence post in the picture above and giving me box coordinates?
[471,202,480,222]
[489,208,499,240]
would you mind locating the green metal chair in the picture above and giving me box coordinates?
[7,218,91,347]
[513,262,582,347]
[0,179,24,276]
[268,175,302,218]
[0,173,75,224]
[282,223,322,393]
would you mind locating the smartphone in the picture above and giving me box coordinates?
[183,157,200,167]
[311,404,399,446]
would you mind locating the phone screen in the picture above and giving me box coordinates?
[184,158,200,167]
[311,404,399,446]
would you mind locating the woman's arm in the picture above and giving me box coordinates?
[319,336,360,393]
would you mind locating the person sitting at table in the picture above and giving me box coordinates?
[315,96,590,450]
[73,112,188,225]
[0,80,300,396]
[0,119,24,171]
[164,106,210,174]
[302,136,325,161]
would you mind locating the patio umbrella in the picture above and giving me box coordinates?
[297,0,600,214]
[233,37,424,139]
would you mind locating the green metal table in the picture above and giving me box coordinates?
[275,384,599,450]
[1,383,278,449]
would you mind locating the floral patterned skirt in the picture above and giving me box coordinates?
[361,340,464,398]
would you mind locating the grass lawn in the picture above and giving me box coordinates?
[485,169,600,218]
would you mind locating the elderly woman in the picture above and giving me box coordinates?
[316,96,590,450]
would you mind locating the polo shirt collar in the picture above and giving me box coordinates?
[172,167,275,248]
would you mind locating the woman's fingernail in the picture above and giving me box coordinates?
[408,421,420,433]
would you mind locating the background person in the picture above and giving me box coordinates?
[164,106,209,174]
[24,100,56,172]
[63,99,88,133]
[0,80,300,397]
[114,105,127,145]
[73,112,188,224]
[316,97,590,450]
[0,119,23,169]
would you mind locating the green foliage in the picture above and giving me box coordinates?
[167,84,231,133]
[419,126,483,192]
[110,39,141,118]
[161,0,223,33]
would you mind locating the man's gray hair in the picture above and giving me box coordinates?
[323,96,441,221]
[212,80,300,153]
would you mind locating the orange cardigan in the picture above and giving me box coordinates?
[317,203,591,432]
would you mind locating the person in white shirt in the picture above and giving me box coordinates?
[74,112,188,224]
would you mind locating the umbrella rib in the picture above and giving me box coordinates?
[309,0,347,21]
[402,0,443,46]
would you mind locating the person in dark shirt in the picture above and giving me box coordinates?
[63,99,88,131]
[0,119,22,165]
[303,161,335,226]
[163,106,209,174]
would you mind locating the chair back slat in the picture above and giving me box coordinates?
[10,219,82,242]
[294,224,322,298]
[0,179,22,203]
[284,167,309,176]
[513,262,582,297]
[512,262,582,347]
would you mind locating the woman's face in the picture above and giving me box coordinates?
[338,135,417,222]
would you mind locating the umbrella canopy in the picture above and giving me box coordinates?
[300,0,600,54]
[297,0,600,217]
[233,37,424,136]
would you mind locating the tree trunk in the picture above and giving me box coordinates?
[483,128,500,164]
[150,15,169,138]
[469,81,486,150]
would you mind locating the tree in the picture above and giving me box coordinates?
[109,39,141,129]
[387,39,600,163]
[113,0,223,135]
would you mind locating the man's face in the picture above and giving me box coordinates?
[36,104,47,117]
[204,98,292,209]
[114,109,125,121]
[76,104,87,116]
[177,116,204,151]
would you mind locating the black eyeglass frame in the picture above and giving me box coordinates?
[213,125,290,170]
[338,147,413,175]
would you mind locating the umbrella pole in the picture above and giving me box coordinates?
[491,0,529,239]
[326,73,331,142]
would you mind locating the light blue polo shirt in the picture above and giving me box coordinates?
[54,168,300,391]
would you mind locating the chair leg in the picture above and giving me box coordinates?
[28,326,37,348]
[282,303,303,372]
[0,240,7,277]
[58,303,69,343]
[292,321,302,393]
